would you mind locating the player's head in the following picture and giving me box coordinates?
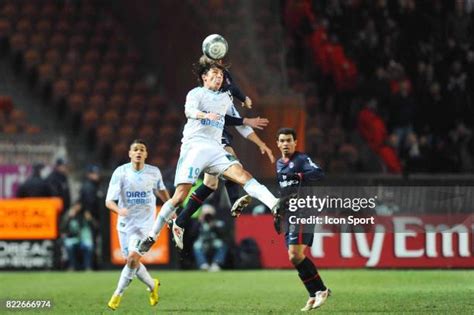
[199,54,226,66]
[129,139,148,164]
[277,128,297,157]
[195,60,225,91]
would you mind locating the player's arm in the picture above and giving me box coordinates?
[154,189,170,203]
[105,168,127,216]
[245,131,275,164]
[285,155,324,182]
[225,115,268,129]
[105,200,128,216]
[153,168,171,204]
[184,89,220,120]
[224,70,249,106]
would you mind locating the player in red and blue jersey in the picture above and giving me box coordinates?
[275,127,330,311]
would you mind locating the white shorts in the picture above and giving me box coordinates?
[174,140,240,186]
[118,227,148,257]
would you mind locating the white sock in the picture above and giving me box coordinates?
[136,263,155,290]
[149,200,177,239]
[243,178,278,209]
[114,265,137,296]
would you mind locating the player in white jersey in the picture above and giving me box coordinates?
[138,62,288,252]
[106,139,170,310]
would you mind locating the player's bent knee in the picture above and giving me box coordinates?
[288,250,305,266]
[203,174,219,190]
[173,184,192,205]
[224,164,252,185]
[127,252,141,268]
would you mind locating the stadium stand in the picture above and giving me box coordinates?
[0,0,181,169]
[282,0,474,174]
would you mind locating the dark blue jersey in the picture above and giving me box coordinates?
[221,70,246,102]
[276,151,324,196]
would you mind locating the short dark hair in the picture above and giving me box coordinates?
[130,139,147,148]
[194,58,227,86]
[277,127,297,140]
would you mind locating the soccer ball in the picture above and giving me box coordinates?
[202,34,228,60]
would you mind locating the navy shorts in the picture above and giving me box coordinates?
[285,224,314,247]
[221,128,233,147]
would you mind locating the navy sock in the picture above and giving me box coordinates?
[296,257,326,297]
[175,184,214,228]
[225,180,240,205]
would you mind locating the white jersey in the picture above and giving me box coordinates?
[106,163,166,232]
[182,87,234,144]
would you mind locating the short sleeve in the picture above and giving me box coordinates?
[154,167,166,191]
[106,167,122,201]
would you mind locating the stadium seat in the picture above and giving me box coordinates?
[29,33,46,50]
[82,109,99,131]
[67,93,85,116]
[121,109,140,127]
[78,64,95,80]
[103,50,121,64]
[108,94,126,112]
[112,80,130,95]
[84,49,101,64]
[104,109,120,127]
[88,94,106,111]
[98,63,116,80]
[36,19,52,34]
[59,63,74,80]
[44,48,62,66]
[49,32,67,50]
[69,34,86,50]
[56,19,71,33]
[73,79,91,95]
[15,18,32,33]
[93,80,111,96]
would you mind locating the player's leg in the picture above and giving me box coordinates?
[175,173,218,229]
[287,233,329,311]
[108,233,142,310]
[223,146,243,205]
[136,263,160,306]
[130,231,160,306]
[222,164,280,212]
[138,184,193,253]
[171,175,218,249]
[223,146,252,217]
[149,184,192,238]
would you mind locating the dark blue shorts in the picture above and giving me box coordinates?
[221,128,233,147]
[285,225,314,247]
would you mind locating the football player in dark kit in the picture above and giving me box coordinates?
[275,127,330,311]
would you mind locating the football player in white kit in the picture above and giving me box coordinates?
[106,139,170,310]
[138,62,287,252]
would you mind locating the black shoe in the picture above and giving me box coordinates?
[137,236,155,255]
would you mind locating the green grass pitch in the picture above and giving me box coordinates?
[1,270,473,314]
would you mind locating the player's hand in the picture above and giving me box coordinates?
[204,112,221,121]
[260,144,275,163]
[243,117,269,130]
[242,96,252,108]
[117,208,128,217]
